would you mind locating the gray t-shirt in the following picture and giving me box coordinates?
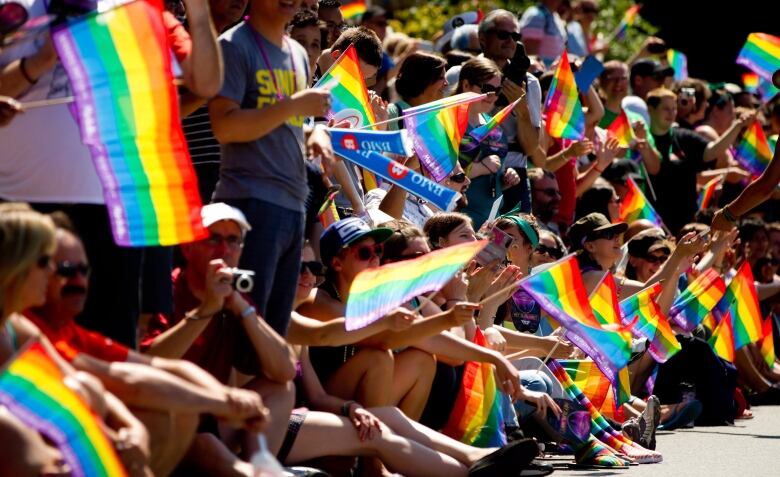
[214,23,311,212]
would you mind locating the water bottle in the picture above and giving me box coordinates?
[251,434,286,477]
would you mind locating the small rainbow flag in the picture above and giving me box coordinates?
[559,360,631,421]
[734,120,775,176]
[52,0,206,247]
[708,312,736,362]
[544,54,585,140]
[697,177,721,210]
[318,188,340,228]
[606,109,634,148]
[404,93,484,181]
[759,315,776,368]
[345,240,486,330]
[736,33,780,82]
[742,72,760,93]
[615,4,641,40]
[442,327,506,447]
[519,256,632,384]
[618,177,663,227]
[713,262,763,350]
[667,49,688,81]
[315,43,376,128]
[758,76,780,101]
[340,0,367,21]
[0,341,127,477]
[620,283,682,363]
[589,272,639,335]
[467,97,522,146]
[669,268,726,332]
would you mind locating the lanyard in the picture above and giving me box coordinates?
[249,27,298,101]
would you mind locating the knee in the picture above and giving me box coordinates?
[520,371,552,395]
[403,349,436,377]
[361,348,395,376]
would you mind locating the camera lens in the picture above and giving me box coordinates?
[235,274,254,293]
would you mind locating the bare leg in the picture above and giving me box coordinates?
[182,433,253,477]
[390,349,436,421]
[133,409,199,477]
[628,353,656,395]
[241,378,295,458]
[284,411,469,477]
[736,347,774,393]
[324,348,395,407]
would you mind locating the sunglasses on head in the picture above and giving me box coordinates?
[488,29,521,42]
[480,83,503,96]
[351,243,384,261]
[449,172,467,183]
[56,261,91,278]
[300,260,324,276]
[535,245,563,259]
[642,254,669,264]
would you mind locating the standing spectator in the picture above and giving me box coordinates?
[518,0,568,67]
[598,61,630,128]
[317,0,344,48]
[208,0,334,335]
[566,0,600,57]
[623,59,673,126]
[528,169,562,234]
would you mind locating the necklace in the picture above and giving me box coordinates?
[249,27,299,101]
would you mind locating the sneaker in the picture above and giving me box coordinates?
[639,395,660,450]
[622,417,640,442]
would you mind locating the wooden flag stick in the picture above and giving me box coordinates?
[20,96,75,110]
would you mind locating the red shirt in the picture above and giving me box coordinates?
[26,312,130,363]
[162,10,192,64]
[141,268,260,384]
[550,139,577,227]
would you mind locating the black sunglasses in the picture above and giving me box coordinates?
[300,260,324,276]
[352,243,384,261]
[480,83,503,96]
[56,261,91,278]
[642,254,669,264]
[536,245,563,260]
[488,29,521,42]
[589,229,619,241]
[449,172,467,183]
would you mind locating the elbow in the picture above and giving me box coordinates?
[211,121,234,144]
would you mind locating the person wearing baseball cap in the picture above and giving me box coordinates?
[625,228,673,282]
[434,11,482,53]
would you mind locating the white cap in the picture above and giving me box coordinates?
[201,203,252,234]
[435,11,481,52]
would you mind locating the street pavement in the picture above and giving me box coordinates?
[553,405,780,477]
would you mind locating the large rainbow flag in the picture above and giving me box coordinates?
[669,268,727,332]
[519,256,632,384]
[442,327,506,447]
[559,360,631,421]
[620,283,682,363]
[736,33,780,82]
[759,315,776,368]
[606,109,634,148]
[619,176,664,227]
[544,53,585,140]
[404,93,484,181]
[733,120,775,176]
[713,262,763,350]
[0,341,127,476]
[52,0,205,247]
[345,240,486,330]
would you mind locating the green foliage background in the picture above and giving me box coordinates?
[385,0,657,62]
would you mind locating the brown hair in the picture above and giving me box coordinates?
[455,57,501,94]
[381,221,427,264]
[646,87,677,108]
[423,213,474,249]
[395,52,447,101]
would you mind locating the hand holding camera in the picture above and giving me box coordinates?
[200,259,235,317]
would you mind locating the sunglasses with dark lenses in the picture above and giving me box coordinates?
[352,243,384,261]
[489,29,521,41]
[588,229,620,242]
[300,260,324,276]
[36,254,52,269]
[642,254,669,264]
[449,172,467,183]
[56,261,91,278]
[480,83,503,96]
[535,245,563,260]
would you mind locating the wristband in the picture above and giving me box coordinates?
[240,305,257,319]
[19,57,37,85]
[722,206,738,224]
[341,400,357,417]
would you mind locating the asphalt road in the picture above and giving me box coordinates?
[553,405,780,477]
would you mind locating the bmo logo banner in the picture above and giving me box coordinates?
[388,161,409,180]
[341,134,359,151]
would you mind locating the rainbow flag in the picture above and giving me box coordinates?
[318,188,340,228]
[559,360,631,421]
[620,283,682,363]
[544,53,585,140]
[51,0,206,247]
[759,315,776,368]
[669,268,727,332]
[734,120,775,176]
[697,177,721,210]
[713,262,763,350]
[404,93,483,181]
[442,327,506,447]
[708,312,736,362]
[742,72,760,93]
[606,109,634,148]
[619,177,663,227]
[345,240,486,330]
[615,4,641,40]
[736,33,780,82]
[0,341,127,477]
[519,256,632,384]
[340,0,366,20]
[315,44,376,128]
[467,97,522,145]
[589,272,638,335]
[667,49,688,81]
[758,76,780,101]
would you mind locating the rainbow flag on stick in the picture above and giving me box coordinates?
[404,93,484,181]
[669,268,726,332]
[736,33,780,82]
[759,315,776,368]
[345,240,486,330]
[713,262,763,350]
[606,109,634,148]
[544,53,585,140]
[614,4,641,40]
[318,187,340,228]
[620,283,682,363]
[52,0,206,247]
[466,97,522,146]
[742,72,760,93]
[734,120,775,176]
[559,360,631,421]
[0,340,127,477]
[443,327,506,447]
[667,49,688,81]
[708,312,736,362]
[519,256,632,384]
[619,177,664,227]
[340,0,366,20]
[697,177,721,210]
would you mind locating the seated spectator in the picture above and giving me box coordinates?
[424,212,478,250]
[625,228,672,282]
[529,168,563,234]
[575,178,621,223]
[530,230,567,267]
